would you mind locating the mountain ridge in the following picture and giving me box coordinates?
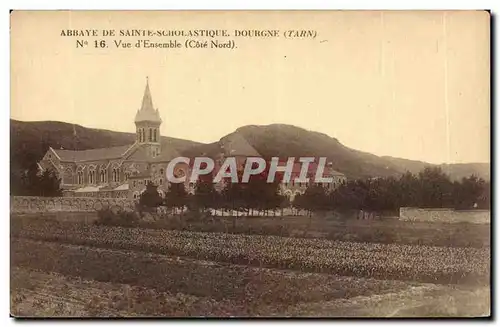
[10,119,490,181]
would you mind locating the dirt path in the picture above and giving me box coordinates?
[283,283,490,317]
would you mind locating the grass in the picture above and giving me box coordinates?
[11,218,490,285]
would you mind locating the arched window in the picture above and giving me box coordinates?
[63,168,73,184]
[100,170,105,183]
[149,128,152,142]
[125,172,130,181]
[160,168,164,175]
[88,167,96,184]
[153,129,157,142]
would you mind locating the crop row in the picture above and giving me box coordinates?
[11,239,417,316]
[12,222,490,285]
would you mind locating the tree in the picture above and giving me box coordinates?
[38,169,63,197]
[398,171,419,207]
[279,195,291,217]
[243,169,284,216]
[331,179,367,212]
[220,169,247,216]
[453,175,488,210]
[417,167,454,208]
[10,169,24,196]
[476,181,491,209]
[12,163,63,197]
[139,181,163,209]
[221,180,245,215]
[192,173,219,215]
[295,184,329,216]
[165,182,188,216]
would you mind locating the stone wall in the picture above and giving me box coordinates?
[10,196,136,214]
[399,207,490,224]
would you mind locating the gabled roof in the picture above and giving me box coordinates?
[134,78,162,124]
[152,143,182,162]
[53,144,133,162]
[52,140,183,164]
[220,133,260,157]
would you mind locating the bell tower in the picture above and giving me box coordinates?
[134,77,162,158]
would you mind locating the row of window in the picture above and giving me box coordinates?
[138,128,159,143]
[75,168,131,185]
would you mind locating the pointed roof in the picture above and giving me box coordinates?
[135,77,162,124]
[220,133,261,157]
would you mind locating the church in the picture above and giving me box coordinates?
[38,79,347,201]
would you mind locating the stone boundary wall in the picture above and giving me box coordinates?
[399,207,490,224]
[10,196,136,214]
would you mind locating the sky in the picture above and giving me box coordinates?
[10,10,490,164]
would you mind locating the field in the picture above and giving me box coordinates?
[10,213,491,317]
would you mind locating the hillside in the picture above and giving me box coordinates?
[10,119,203,172]
[234,124,490,180]
[381,156,491,181]
[187,124,489,181]
[10,120,489,181]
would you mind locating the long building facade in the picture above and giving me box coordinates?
[38,79,347,201]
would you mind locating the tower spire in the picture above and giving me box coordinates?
[135,77,162,123]
[134,76,162,156]
[141,76,154,112]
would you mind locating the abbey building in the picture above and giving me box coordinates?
[38,79,346,201]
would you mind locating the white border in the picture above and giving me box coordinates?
[1,0,499,10]
[3,1,497,326]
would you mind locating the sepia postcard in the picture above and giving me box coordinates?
[10,10,490,318]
